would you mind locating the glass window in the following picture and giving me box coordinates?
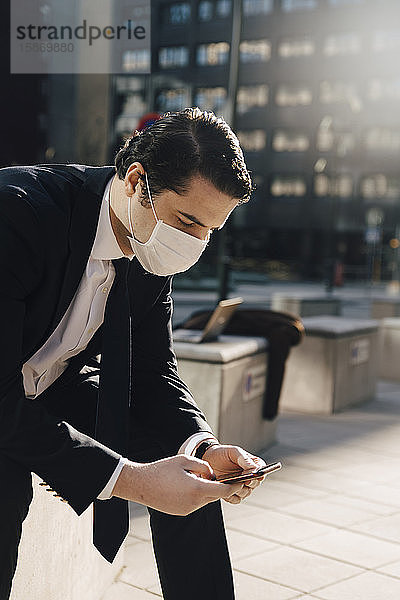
[281,0,318,12]
[316,119,355,156]
[329,0,364,5]
[216,0,232,17]
[320,81,362,111]
[314,174,353,198]
[270,176,306,197]
[198,0,232,20]
[194,87,227,112]
[272,130,310,152]
[373,30,400,53]
[367,78,400,102]
[240,40,271,63]
[278,36,315,58]
[198,0,214,20]
[323,33,361,57]
[122,50,151,72]
[237,130,267,151]
[361,175,400,200]
[275,83,312,106]
[159,46,189,68]
[155,88,191,113]
[197,42,230,66]
[364,128,400,153]
[237,84,269,114]
[243,0,274,16]
[163,2,191,25]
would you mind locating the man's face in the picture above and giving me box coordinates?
[125,163,239,244]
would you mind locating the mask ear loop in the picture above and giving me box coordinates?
[144,172,159,223]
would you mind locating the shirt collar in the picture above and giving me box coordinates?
[91,176,129,260]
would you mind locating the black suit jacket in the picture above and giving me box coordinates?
[0,163,212,516]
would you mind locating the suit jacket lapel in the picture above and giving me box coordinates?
[50,166,116,334]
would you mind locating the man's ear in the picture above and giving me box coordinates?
[124,162,145,197]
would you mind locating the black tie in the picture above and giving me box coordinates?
[93,257,131,563]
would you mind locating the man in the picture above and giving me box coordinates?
[0,108,266,600]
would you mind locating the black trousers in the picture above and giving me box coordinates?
[0,358,235,600]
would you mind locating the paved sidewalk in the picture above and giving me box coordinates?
[102,380,400,599]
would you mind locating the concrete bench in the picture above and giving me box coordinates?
[173,334,275,454]
[271,294,341,318]
[371,298,400,319]
[378,318,400,381]
[278,316,379,415]
[10,475,124,600]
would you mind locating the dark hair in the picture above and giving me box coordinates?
[114,107,253,206]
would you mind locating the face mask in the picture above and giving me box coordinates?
[127,173,209,276]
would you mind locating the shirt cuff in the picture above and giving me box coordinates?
[178,432,219,457]
[97,456,129,500]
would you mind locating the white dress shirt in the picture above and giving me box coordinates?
[21,177,217,501]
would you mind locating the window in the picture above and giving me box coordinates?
[364,128,400,153]
[272,130,310,152]
[329,0,364,5]
[281,0,318,12]
[159,46,189,68]
[367,78,400,102]
[237,130,267,151]
[271,176,306,197]
[278,36,315,58]
[320,81,362,111]
[122,50,151,72]
[115,76,145,93]
[237,84,269,114]
[240,40,271,63]
[197,42,230,66]
[323,33,361,57]
[155,88,191,113]
[316,119,355,156]
[373,30,400,53]
[275,83,312,106]
[198,0,232,20]
[361,175,400,200]
[314,174,353,198]
[163,2,191,25]
[194,87,227,112]
[243,0,273,16]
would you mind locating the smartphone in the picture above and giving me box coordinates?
[216,461,282,484]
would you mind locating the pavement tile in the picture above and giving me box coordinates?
[330,458,400,485]
[225,528,277,561]
[296,529,400,568]
[258,478,329,499]
[315,571,400,600]
[351,512,400,543]
[118,541,160,590]
[229,509,335,544]
[235,546,362,593]
[129,503,152,542]
[222,500,263,523]
[245,482,312,509]
[280,497,377,527]
[326,493,396,516]
[276,464,368,495]
[377,559,400,579]
[233,570,299,599]
[346,482,400,508]
[102,581,159,600]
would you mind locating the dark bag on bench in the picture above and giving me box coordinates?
[175,309,305,420]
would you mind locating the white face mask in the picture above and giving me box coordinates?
[127,173,209,276]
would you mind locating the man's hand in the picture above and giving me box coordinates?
[111,454,246,516]
[202,444,267,505]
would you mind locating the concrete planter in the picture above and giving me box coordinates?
[11,475,124,600]
[174,334,275,454]
[279,317,379,415]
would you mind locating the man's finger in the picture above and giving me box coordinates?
[181,455,215,480]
